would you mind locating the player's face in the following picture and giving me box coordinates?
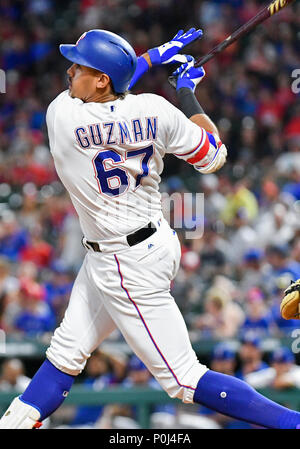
[67,63,111,102]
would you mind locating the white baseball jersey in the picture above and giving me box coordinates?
[46,90,216,240]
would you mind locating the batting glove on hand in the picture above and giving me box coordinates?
[172,58,206,92]
[148,28,203,66]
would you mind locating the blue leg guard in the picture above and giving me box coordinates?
[20,359,75,421]
[194,370,300,429]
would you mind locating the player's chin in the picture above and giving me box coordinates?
[68,82,75,95]
[68,87,82,100]
[69,89,78,99]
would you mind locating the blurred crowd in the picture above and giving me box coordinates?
[1,341,300,429]
[0,0,299,429]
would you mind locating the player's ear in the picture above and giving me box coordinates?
[96,73,111,90]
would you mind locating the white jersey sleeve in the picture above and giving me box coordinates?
[45,90,226,240]
[155,95,226,172]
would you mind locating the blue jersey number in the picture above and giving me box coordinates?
[93,145,154,197]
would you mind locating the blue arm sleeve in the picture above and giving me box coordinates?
[129,56,150,90]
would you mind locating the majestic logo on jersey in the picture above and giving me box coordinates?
[76,32,87,46]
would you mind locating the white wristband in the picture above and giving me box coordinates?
[195,144,227,174]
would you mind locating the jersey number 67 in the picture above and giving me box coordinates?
[92,145,154,197]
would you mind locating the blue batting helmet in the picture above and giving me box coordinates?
[59,29,137,93]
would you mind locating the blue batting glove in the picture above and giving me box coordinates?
[172,59,206,92]
[148,28,203,66]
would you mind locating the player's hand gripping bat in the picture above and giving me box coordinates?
[168,0,295,88]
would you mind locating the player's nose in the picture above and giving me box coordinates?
[67,64,75,77]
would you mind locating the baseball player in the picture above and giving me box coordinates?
[1,29,300,429]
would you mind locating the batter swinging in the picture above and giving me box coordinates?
[1,29,300,430]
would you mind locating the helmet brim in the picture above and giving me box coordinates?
[59,44,100,71]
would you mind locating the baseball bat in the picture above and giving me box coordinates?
[168,0,295,87]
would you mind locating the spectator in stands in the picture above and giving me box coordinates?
[239,287,274,337]
[59,208,86,272]
[220,179,259,227]
[198,222,228,282]
[227,207,260,264]
[43,260,74,324]
[122,356,153,389]
[291,238,300,264]
[113,355,177,429]
[20,225,53,268]
[199,174,226,221]
[0,257,19,330]
[235,335,269,380]
[245,347,300,390]
[171,250,203,317]
[210,342,236,376]
[70,350,125,428]
[14,279,55,336]
[239,248,265,294]
[192,285,244,338]
[255,203,297,248]
[264,244,300,296]
[0,211,29,263]
[282,169,300,202]
[0,358,30,392]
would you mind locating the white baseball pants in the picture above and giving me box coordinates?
[46,216,208,403]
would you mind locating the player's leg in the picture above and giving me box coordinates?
[0,255,117,429]
[193,370,300,429]
[108,255,300,428]
[103,271,206,402]
[91,220,208,404]
[95,220,300,429]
